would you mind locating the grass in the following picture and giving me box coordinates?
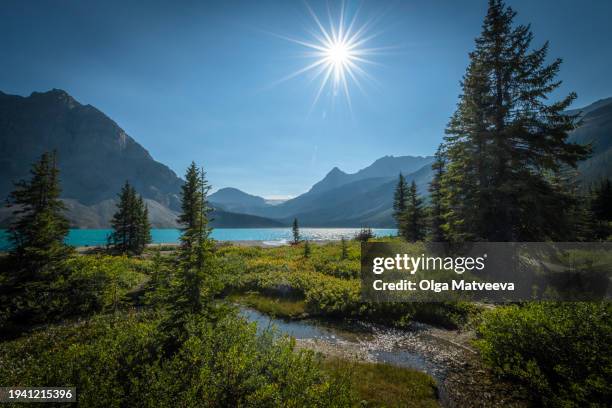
[228,291,307,318]
[218,240,476,329]
[322,358,440,407]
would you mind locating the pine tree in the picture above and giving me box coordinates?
[6,151,71,320]
[172,162,216,316]
[109,182,133,253]
[591,179,612,222]
[439,0,590,242]
[292,218,301,245]
[8,151,70,277]
[393,173,409,235]
[340,236,348,260]
[355,227,374,242]
[428,146,447,242]
[109,182,151,254]
[401,181,426,242]
[590,179,612,240]
[303,240,311,258]
[135,195,152,254]
[145,249,171,308]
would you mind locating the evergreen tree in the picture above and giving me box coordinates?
[134,195,152,254]
[109,182,134,253]
[109,182,151,254]
[6,151,71,319]
[292,218,301,245]
[171,162,217,317]
[439,0,590,242]
[145,249,171,308]
[8,151,70,277]
[591,179,612,222]
[355,227,374,242]
[340,236,348,260]
[401,181,426,242]
[393,173,409,235]
[303,240,311,258]
[428,146,447,242]
[590,179,612,240]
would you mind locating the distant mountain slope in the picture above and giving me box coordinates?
[209,187,271,214]
[275,166,432,227]
[0,89,183,210]
[0,198,284,229]
[307,155,433,195]
[211,209,285,228]
[566,97,612,118]
[239,157,435,227]
[0,89,286,229]
[567,98,612,183]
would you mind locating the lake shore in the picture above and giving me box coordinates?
[0,228,396,252]
[68,240,332,255]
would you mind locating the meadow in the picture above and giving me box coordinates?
[2,237,611,407]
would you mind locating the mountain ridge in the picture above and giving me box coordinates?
[0,89,286,229]
[0,88,183,210]
[2,89,610,229]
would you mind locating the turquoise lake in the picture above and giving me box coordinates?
[0,228,396,250]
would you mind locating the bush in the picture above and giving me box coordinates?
[354,227,374,242]
[64,255,148,313]
[218,242,474,328]
[0,254,147,333]
[475,302,612,407]
[0,312,355,407]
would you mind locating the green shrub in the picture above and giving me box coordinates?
[0,312,355,407]
[0,255,147,333]
[64,255,148,313]
[475,302,612,407]
[218,242,474,328]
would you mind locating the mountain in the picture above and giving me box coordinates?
[0,199,284,229]
[566,97,612,118]
[4,88,607,230]
[0,89,284,228]
[241,156,436,227]
[0,89,183,210]
[272,164,433,227]
[567,98,612,184]
[209,187,271,214]
[308,155,433,195]
[270,98,611,228]
[211,209,285,228]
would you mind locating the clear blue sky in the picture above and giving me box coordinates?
[1,0,611,198]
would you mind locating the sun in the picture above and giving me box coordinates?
[327,41,351,68]
[275,2,386,111]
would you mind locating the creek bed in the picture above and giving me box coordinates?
[239,307,471,406]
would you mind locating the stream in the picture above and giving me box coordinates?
[239,307,475,406]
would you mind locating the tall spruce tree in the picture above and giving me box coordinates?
[590,179,612,240]
[134,195,152,253]
[303,240,311,258]
[6,151,71,320]
[8,151,70,277]
[109,182,133,253]
[428,146,447,242]
[393,173,409,235]
[172,162,216,316]
[340,236,348,260]
[109,181,151,254]
[439,0,590,242]
[292,218,301,245]
[402,181,426,242]
[591,179,612,222]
